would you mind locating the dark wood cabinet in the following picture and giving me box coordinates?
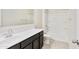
[24,43,32,49]
[33,39,39,49]
[39,31,44,48]
[8,43,20,49]
[40,36,43,48]
[8,31,44,49]
[21,38,33,49]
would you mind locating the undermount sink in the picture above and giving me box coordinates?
[0,33,13,42]
[0,29,38,42]
[0,37,6,42]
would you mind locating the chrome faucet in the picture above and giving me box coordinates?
[72,40,79,45]
[5,28,13,38]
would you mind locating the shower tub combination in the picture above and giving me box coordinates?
[43,32,79,49]
[42,9,79,49]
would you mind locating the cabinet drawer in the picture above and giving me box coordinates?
[23,43,32,49]
[8,43,20,49]
[21,33,39,48]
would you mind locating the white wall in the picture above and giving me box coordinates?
[47,9,76,42]
[2,9,33,26]
[76,10,79,41]
[33,9,42,28]
[42,9,48,33]
[0,9,1,26]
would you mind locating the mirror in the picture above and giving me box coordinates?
[1,9,34,26]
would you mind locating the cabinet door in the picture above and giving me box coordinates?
[21,33,39,48]
[24,43,32,49]
[33,39,40,49]
[8,43,20,49]
[40,36,43,48]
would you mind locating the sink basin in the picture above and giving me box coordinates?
[0,37,5,42]
[0,32,13,42]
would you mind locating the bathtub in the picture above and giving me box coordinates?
[44,32,78,49]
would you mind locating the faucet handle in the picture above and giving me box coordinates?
[72,40,79,45]
[72,40,78,43]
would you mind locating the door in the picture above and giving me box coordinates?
[33,38,40,49]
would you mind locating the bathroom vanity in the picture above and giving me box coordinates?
[0,29,43,49]
[8,31,43,49]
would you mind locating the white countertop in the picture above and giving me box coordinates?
[0,29,43,49]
